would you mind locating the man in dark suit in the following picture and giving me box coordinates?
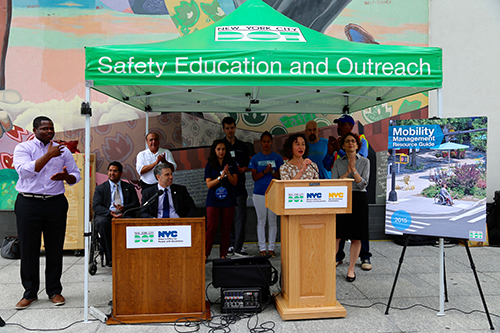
[140,162,196,218]
[92,161,140,266]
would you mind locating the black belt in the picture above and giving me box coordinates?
[20,193,62,200]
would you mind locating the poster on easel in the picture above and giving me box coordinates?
[385,117,487,242]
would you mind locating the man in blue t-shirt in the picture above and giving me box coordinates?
[304,120,331,179]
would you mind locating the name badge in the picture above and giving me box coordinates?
[230,151,236,158]
[215,187,228,200]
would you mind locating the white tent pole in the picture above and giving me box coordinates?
[436,87,445,316]
[145,109,149,149]
[83,87,91,322]
[437,88,443,118]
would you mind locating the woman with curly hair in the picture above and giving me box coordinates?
[279,133,319,180]
[204,139,238,259]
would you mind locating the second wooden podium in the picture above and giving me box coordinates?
[108,217,209,324]
[266,179,352,320]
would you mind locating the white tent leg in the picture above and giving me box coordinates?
[83,87,91,322]
[145,107,150,149]
[437,88,443,118]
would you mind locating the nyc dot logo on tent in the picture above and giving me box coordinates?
[216,26,306,42]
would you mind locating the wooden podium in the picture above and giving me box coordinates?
[266,179,352,320]
[108,217,209,324]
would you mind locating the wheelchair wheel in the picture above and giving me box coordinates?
[89,262,97,275]
[434,194,445,205]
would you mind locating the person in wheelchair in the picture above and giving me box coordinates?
[93,161,140,267]
[439,183,453,206]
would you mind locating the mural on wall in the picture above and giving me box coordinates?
[0,0,430,209]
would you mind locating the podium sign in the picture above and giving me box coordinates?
[126,225,192,249]
[266,179,352,320]
[284,186,348,209]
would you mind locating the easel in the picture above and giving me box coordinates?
[385,235,494,330]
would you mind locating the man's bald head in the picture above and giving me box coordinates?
[305,120,319,144]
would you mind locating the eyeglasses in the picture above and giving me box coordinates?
[344,139,356,143]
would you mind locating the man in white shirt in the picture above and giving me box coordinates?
[135,132,176,191]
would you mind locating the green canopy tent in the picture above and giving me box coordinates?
[84,0,442,114]
[81,0,443,321]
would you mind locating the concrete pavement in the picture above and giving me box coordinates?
[1,240,500,332]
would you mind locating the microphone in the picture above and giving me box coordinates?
[122,189,164,218]
[142,189,164,207]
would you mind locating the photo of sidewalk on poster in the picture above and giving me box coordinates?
[385,116,487,242]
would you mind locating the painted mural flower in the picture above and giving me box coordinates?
[102,132,134,163]
[363,104,392,123]
[173,125,182,143]
[0,110,13,138]
[158,114,172,125]
[5,125,29,142]
[122,163,138,181]
[126,119,137,129]
[201,0,225,22]
[92,148,104,172]
[0,152,13,169]
[190,122,200,136]
[171,1,200,35]
[95,124,112,136]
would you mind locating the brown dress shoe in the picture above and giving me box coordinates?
[259,251,267,256]
[50,294,65,306]
[268,251,277,258]
[15,297,37,310]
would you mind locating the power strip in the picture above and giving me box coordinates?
[89,306,108,323]
[221,288,263,313]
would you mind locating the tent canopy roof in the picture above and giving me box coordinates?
[85,0,442,114]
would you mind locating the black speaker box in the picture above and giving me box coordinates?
[212,256,278,288]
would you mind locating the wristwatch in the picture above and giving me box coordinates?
[353,171,358,175]
[217,176,222,182]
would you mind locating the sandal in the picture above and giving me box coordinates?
[346,273,356,282]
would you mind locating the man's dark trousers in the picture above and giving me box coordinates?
[15,194,68,300]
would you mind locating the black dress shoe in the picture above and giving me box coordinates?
[106,260,112,267]
[346,273,356,282]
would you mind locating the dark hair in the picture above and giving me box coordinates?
[260,131,272,141]
[33,116,52,129]
[340,132,361,153]
[222,117,236,127]
[153,162,174,178]
[108,161,123,173]
[282,133,308,159]
[208,139,233,169]
[145,132,159,140]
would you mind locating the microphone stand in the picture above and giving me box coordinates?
[122,189,164,218]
